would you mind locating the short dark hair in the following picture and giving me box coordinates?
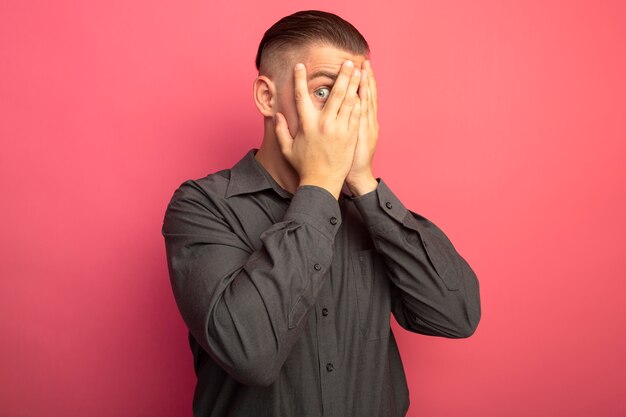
[255,10,370,72]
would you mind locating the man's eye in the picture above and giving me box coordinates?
[313,87,331,101]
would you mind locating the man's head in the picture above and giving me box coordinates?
[255,10,369,78]
[253,10,370,136]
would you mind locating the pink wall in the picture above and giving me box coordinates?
[1,0,625,416]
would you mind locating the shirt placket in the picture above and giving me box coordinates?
[315,235,343,417]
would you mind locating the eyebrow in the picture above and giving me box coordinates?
[308,70,338,82]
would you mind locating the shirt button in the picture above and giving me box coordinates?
[322,308,329,316]
[330,216,338,225]
[314,263,322,271]
[326,363,334,372]
[385,201,393,209]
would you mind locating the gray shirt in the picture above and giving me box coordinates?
[161,148,481,417]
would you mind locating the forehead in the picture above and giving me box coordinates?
[299,44,367,76]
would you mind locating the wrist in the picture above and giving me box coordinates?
[346,174,378,197]
[299,177,343,200]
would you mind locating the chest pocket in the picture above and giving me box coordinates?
[352,249,391,341]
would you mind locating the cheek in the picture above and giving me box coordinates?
[285,112,299,137]
[276,92,300,136]
[276,102,298,136]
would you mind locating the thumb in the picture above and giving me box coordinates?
[274,112,293,158]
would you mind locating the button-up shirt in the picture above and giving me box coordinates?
[161,148,481,417]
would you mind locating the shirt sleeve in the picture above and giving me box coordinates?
[350,178,481,338]
[162,180,341,386]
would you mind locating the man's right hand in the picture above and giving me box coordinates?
[274,60,362,200]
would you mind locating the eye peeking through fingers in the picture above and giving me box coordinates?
[313,87,331,102]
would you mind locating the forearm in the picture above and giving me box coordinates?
[352,178,481,338]
[164,183,341,386]
[209,186,340,384]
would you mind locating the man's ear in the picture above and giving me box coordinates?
[253,75,276,117]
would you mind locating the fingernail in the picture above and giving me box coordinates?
[345,60,353,67]
[353,69,361,77]
[295,63,304,70]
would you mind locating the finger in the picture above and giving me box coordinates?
[349,96,361,135]
[358,99,368,141]
[359,67,369,119]
[366,61,378,115]
[359,72,369,138]
[274,112,293,158]
[337,68,361,124]
[368,96,379,138]
[321,60,355,118]
[293,63,315,126]
[364,62,377,132]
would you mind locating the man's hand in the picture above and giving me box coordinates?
[275,60,362,200]
[346,60,379,197]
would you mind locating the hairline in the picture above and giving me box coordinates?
[258,41,369,80]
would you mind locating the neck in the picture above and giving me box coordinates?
[254,124,300,195]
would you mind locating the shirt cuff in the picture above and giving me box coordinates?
[350,178,409,230]
[282,185,342,242]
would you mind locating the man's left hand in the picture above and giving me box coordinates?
[345,60,379,197]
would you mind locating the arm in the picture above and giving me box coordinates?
[345,61,480,338]
[351,178,481,338]
[162,180,341,387]
[163,59,363,387]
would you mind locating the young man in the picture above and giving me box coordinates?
[162,10,481,417]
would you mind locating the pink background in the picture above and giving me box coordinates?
[1,0,625,416]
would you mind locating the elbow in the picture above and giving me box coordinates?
[400,304,480,339]
[432,316,479,339]
[427,295,481,339]
[449,299,481,339]
[204,330,282,387]
[449,319,479,338]
[228,353,281,387]
[450,266,481,338]
[204,291,283,387]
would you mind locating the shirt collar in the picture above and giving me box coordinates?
[226,148,292,198]
[225,148,353,200]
